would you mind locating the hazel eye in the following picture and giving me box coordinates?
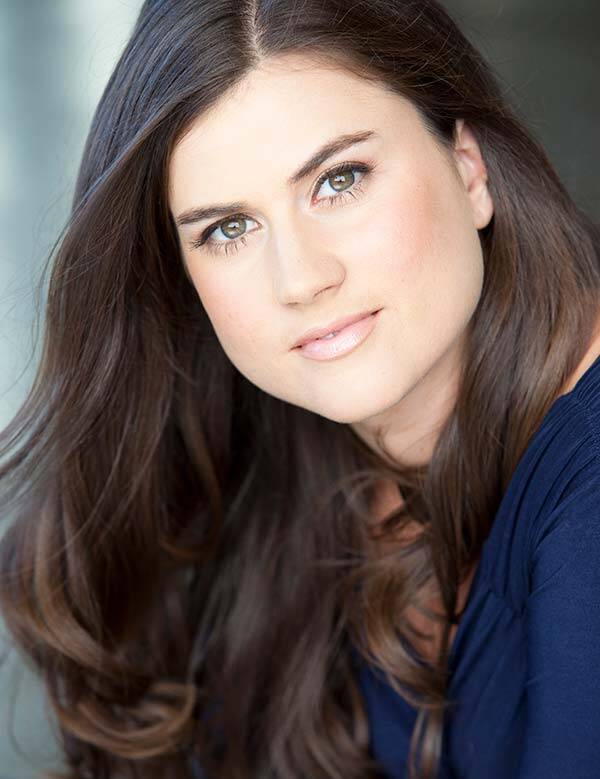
[191,215,259,255]
[216,216,255,242]
[314,166,363,200]
[191,161,373,257]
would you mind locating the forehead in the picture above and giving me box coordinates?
[167,56,423,211]
[172,56,398,158]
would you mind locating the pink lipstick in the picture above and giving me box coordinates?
[294,309,381,361]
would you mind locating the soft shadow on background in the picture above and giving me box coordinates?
[0,1,598,776]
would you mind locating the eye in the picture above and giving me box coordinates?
[190,161,373,257]
[313,162,370,205]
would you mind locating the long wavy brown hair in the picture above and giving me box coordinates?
[1,1,599,777]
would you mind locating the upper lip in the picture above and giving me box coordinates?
[291,308,381,349]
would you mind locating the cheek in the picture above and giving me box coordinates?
[363,174,439,289]
[409,174,484,339]
[187,265,268,359]
[368,166,483,342]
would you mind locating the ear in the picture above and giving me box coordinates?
[452,119,494,230]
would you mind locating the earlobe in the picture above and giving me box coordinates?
[453,119,494,230]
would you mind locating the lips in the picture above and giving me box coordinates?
[292,308,381,349]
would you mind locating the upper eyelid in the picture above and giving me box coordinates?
[197,160,372,242]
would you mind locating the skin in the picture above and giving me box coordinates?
[168,54,495,468]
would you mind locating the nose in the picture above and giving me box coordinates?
[271,229,346,306]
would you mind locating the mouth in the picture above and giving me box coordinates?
[292,307,382,348]
[293,308,382,361]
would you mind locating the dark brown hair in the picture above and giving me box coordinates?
[1,1,599,777]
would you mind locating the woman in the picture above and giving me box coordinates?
[1,1,599,777]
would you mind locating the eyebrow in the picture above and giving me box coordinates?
[174,129,379,228]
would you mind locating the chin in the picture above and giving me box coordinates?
[313,398,387,426]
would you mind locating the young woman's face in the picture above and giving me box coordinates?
[169,55,493,463]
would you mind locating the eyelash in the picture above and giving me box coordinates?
[190,161,373,257]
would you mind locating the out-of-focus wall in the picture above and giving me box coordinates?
[0,1,598,776]
[0,0,142,432]
[448,0,599,216]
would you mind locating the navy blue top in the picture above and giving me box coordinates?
[356,352,600,778]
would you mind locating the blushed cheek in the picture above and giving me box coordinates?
[186,269,239,342]
[399,167,484,332]
[210,304,248,352]
[191,274,268,364]
[369,176,439,288]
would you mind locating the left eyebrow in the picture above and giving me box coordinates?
[174,129,379,228]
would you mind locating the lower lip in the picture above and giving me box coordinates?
[295,309,382,361]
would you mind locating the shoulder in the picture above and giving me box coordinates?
[481,362,600,608]
[522,351,600,531]
[524,378,600,595]
[530,353,600,531]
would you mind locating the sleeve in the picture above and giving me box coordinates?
[518,478,600,777]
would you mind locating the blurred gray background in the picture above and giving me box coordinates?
[0,0,598,776]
